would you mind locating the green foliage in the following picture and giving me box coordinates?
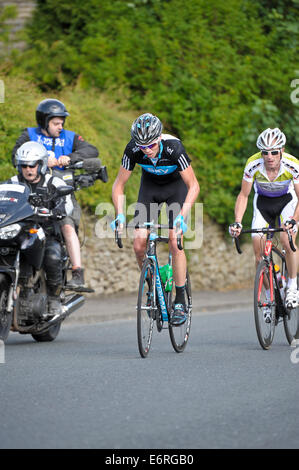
[0,77,140,212]
[5,0,299,227]
[0,4,17,51]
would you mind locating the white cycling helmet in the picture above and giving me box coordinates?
[15,141,48,175]
[256,128,286,150]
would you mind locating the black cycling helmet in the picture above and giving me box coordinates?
[131,113,163,145]
[36,99,69,130]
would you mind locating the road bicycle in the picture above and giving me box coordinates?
[234,227,299,350]
[115,222,192,358]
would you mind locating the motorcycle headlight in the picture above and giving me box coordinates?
[0,223,21,239]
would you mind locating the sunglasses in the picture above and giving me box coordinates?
[261,150,280,156]
[21,164,37,168]
[136,141,159,150]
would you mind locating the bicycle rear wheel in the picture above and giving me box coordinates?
[168,272,192,353]
[254,260,276,349]
[284,274,299,345]
[137,258,155,358]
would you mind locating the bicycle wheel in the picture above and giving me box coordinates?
[254,260,276,349]
[284,274,299,344]
[168,271,192,353]
[137,258,155,358]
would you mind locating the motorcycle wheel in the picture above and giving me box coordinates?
[0,275,12,341]
[31,322,61,342]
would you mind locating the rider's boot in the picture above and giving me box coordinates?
[47,285,63,318]
[66,267,85,290]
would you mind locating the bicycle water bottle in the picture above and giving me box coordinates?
[274,264,286,298]
[159,264,173,292]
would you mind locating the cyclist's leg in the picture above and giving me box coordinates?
[133,179,161,269]
[133,228,149,270]
[280,196,299,306]
[251,194,270,301]
[280,195,299,280]
[166,182,188,324]
[251,193,268,266]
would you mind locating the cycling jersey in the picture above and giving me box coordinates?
[121,133,191,185]
[243,151,299,197]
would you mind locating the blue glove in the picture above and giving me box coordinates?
[110,213,125,231]
[173,214,188,234]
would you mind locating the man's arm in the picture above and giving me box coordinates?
[178,166,200,220]
[69,134,99,163]
[230,179,253,236]
[11,129,30,166]
[112,166,132,216]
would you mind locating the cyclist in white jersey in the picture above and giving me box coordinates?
[229,128,299,311]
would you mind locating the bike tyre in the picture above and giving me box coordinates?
[254,260,276,350]
[137,258,155,358]
[31,323,61,342]
[168,271,192,353]
[0,275,12,342]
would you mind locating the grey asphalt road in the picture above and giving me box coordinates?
[1,290,299,450]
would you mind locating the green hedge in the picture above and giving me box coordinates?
[5,0,299,227]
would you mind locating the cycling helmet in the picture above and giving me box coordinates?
[131,113,163,145]
[256,128,286,150]
[36,98,69,130]
[15,142,48,175]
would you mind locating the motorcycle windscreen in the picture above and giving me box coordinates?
[0,183,34,226]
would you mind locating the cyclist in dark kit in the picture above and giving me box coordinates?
[111,113,200,325]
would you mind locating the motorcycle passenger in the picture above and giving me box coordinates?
[11,141,73,318]
[12,98,100,290]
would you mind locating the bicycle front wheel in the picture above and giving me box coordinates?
[284,274,299,345]
[137,258,155,358]
[254,260,276,350]
[168,272,192,353]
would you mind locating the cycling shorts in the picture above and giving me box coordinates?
[133,175,188,228]
[251,192,297,236]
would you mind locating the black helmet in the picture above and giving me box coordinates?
[131,113,163,145]
[36,99,69,129]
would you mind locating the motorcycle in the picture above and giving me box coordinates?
[0,159,108,343]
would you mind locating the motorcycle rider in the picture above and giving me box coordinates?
[10,141,73,317]
[12,98,100,289]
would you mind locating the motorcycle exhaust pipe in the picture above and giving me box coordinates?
[62,294,85,316]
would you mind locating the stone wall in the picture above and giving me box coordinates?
[80,214,256,296]
[2,0,36,49]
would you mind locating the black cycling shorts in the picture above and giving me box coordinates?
[133,175,188,228]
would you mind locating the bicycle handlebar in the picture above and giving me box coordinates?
[233,227,296,254]
[114,222,183,250]
[115,221,123,249]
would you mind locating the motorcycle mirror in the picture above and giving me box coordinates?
[55,185,74,197]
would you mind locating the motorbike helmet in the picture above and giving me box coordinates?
[131,113,163,145]
[256,128,286,150]
[36,98,69,130]
[15,142,48,175]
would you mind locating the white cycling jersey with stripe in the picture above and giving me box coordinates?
[243,151,299,197]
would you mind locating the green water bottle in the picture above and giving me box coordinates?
[159,264,173,292]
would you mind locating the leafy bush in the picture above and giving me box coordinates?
[6,0,299,227]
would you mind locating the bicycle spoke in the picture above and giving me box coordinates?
[168,272,192,353]
[254,260,276,349]
[137,258,155,358]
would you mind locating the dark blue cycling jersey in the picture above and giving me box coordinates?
[121,133,191,185]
